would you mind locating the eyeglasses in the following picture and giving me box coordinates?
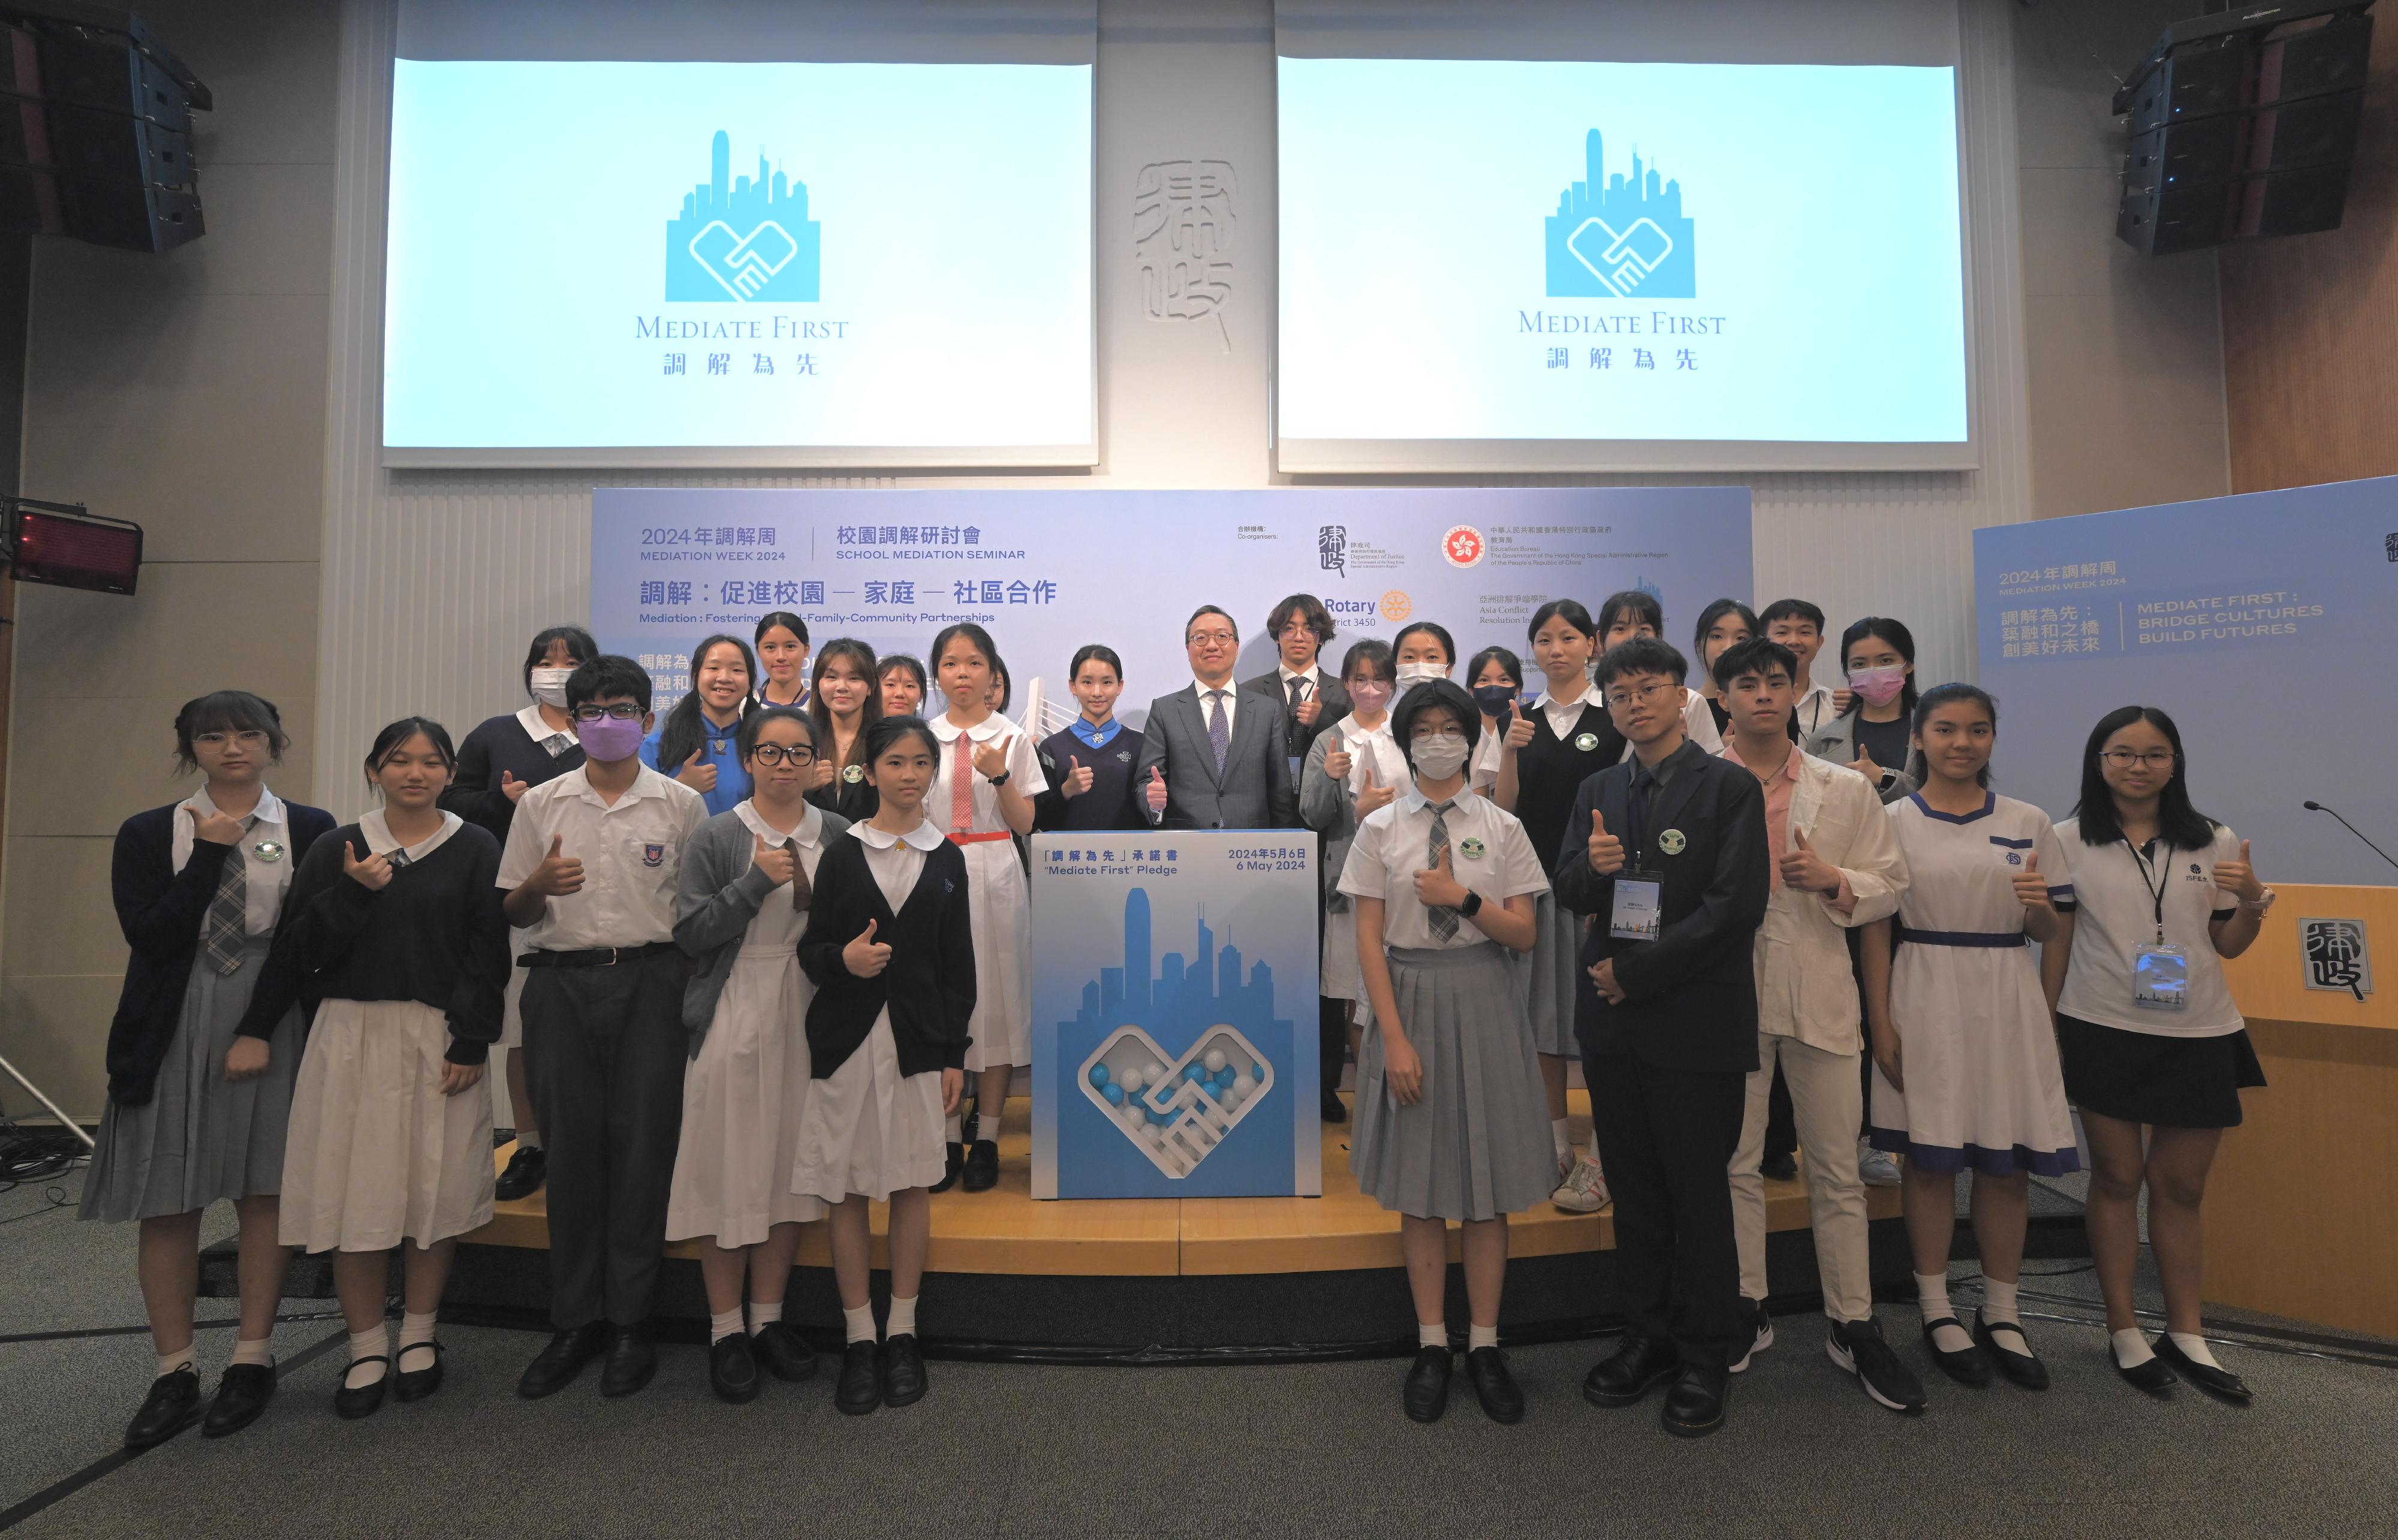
[1604,680,1679,710]
[749,744,815,767]
[192,730,270,750]
[1187,630,1236,646]
[1275,624,1315,640]
[1411,730,1466,745]
[2100,748,2177,769]
[573,704,644,722]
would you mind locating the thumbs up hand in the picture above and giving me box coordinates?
[971,733,1011,782]
[1062,754,1095,798]
[1779,825,1841,894]
[2010,849,2053,913]
[528,832,585,897]
[1145,765,1168,813]
[751,830,796,887]
[809,757,838,791]
[341,838,394,891]
[1354,764,1395,819]
[1587,809,1625,876]
[1412,842,1469,909]
[843,918,892,978]
[1324,742,1354,782]
[2211,837,2266,905]
[500,770,528,803]
[677,746,718,794]
[188,803,244,847]
[1504,713,1535,751]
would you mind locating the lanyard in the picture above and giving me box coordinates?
[2123,837,2170,944]
[1624,771,1650,869]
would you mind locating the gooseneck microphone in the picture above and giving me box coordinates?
[2302,800,2398,873]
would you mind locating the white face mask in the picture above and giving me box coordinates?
[529,666,574,708]
[1396,663,1444,687]
[1411,734,1469,780]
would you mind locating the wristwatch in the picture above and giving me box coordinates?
[987,770,1011,788]
[2240,887,2276,914]
[1457,891,1483,918]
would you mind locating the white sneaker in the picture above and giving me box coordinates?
[1730,1300,1775,1373]
[1551,1152,1611,1213]
[1857,1140,1902,1188]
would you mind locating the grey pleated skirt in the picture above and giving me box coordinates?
[1351,941,1555,1222]
[80,938,302,1223]
[1514,887,1580,1058]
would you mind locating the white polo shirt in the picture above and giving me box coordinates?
[496,763,706,950]
[1337,786,1549,950]
[2056,818,2246,1038]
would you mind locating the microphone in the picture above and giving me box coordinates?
[2303,800,2398,873]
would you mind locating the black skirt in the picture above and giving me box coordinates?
[2056,1013,2266,1130]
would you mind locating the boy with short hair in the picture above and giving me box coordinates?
[1758,598,1839,741]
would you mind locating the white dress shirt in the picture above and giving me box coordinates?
[497,764,707,950]
[173,786,296,936]
[1336,787,1549,951]
[1191,677,1240,736]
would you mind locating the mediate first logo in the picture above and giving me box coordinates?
[666,130,821,303]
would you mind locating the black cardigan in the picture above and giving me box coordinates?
[240,822,511,1064]
[441,710,586,845]
[796,833,975,1078]
[105,798,337,1106]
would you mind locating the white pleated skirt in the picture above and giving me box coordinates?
[667,944,827,1245]
[960,837,1032,1071]
[279,999,495,1252]
[792,1014,949,1204]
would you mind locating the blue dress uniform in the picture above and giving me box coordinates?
[1034,721,1147,832]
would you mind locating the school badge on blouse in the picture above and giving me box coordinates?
[841,764,864,784]
[641,843,666,867]
[1573,733,1600,752]
[1459,837,1486,860]
[1657,829,1687,855]
[251,840,285,863]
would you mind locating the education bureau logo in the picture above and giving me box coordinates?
[1544,129,1696,300]
[1441,525,1486,568]
[665,129,821,303]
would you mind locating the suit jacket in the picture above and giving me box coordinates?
[1551,742,1770,1073]
[1132,683,1298,830]
[1240,668,1351,767]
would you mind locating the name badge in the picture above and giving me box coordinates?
[1610,870,1663,942]
[2132,943,2189,1010]
[1288,755,1304,781]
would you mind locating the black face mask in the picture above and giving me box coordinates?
[1472,685,1518,719]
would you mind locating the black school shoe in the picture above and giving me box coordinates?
[835,1340,882,1415]
[1660,1364,1728,1438]
[2111,1337,2179,1394]
[1583,1334,1679,1408]
[929,1143,965,1194]
[751,1321,818,1382]
[2153,1333,2251,1403]
[1971,1309,2049,1391]
[123,1367,203,1449]
[202,1361,276,1438]
[882,1333,928,1406]
[1920,1316,1993,1386]
[1402,1346,1452,1423]
[1465,1346,1525,1424]
[962,1140,1000,1192]
[333,1358,389,1420]
[600,1324,658,1397]
[517,1321,609,1399]
[493,1144,547,1201]
[393,1341,445,1403]
[1828,1318,1927,1414]
[709,1334,760,1404]
[1319,1087,1347,1124]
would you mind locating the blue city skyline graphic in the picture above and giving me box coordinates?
[665,129,821,303]
[1544,129,1696,300]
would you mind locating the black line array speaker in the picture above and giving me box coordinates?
[0,4,209,254]
[2116,1,2376,255]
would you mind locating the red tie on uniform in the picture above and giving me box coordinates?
[950,731,975,835]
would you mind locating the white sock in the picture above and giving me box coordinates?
[2113,1327,2155,1367]
[886,1294,918,1339]
[1468,1323,1499,1352]
[1981,1275,2021,1324]
[514,1129,541,1152]
[843,1303,877,1344]
[973,1110,996,1146]
[2168,1331,2223,1370]
[1550,1118,1572,1162]
[749,1300,782,1330]
[709,1307,746,1344]
[158,1349,194,1379]
[342,1327,387,1390]
[1916,1272,1971,1354]
[1418,1322,1447,1351]
[231,1336,274,1370]
[396,1309,439,1371]
[945,1112,963,1144]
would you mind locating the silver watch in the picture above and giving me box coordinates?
[2240,887,2276,914]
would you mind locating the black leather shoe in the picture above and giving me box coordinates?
[1971,1310,2049,1391]
[518,1322,609,1399]
[709,1334,760,1404]
[123,1367,202,1449]
[1583,1334,1679,1408]
[1465,1346,1524,1424]
[883,1333,928,1406]
[201,1361,276,1438]
[1661,1364,1728,1438]
[1761,1153,1798,1181]
[393,1341,445,1403]
[962,1140,999,1193]
[929,1143,965,1194]
[1920,1316,1993,1386]
[601,1324,657,1397]
[333,1358,389,1420]
[493,1143,547,1201]
[1402,1345,1452,1423]
[1319,1087,1347,1124]
[2153,1333,2251,1403]
[2111,1337,2179,1394]
[835,1340,881,1415]
[751,1321,817,1382]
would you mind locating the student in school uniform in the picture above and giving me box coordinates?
[1707,642,1924,1414]
[1390,619,1457,702]
[1490,600,1623,1215]
[1862,683,2078,1393]
[1760,598,1843,742]
[1341,680,1553,1424]
[925,623,1044,1193]
[1806,617,1922,805]
[805,639,883,825]
[501,656,709,1401]
[878,654,927,719]
[2049,706,2270,1402]
[753,611,812,709]
[1554,638,1769,1439]
[1242,593,1350,774]
[794,715,974,1415]
[666,706,848,1403]
[1464,645,1524,798]
[1299,640,1404,1116]
[1598,589,1724,756]
[1034,644,1147,833]
[1691,599,1758,738]
[642,634,759,817]
[266,718,508,1418]
[443,624,597,1204]
[85,691,335,1448]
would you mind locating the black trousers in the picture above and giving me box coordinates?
[520,951,689,1330]
[1586,1049,1748,1369]
[1319,996,1348,1090]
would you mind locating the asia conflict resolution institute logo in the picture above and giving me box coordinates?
[1544,129,1695,300]
[665,130,821,303]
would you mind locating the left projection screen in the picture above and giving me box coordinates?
[381,60,1095,468]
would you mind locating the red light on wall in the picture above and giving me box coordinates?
[10,501,142,595]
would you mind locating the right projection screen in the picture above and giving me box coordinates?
[1275,52,1971,472]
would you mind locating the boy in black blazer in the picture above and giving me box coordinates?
[1553,637,1769,1438]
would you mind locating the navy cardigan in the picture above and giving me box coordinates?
[105,798,336,1106]
[796,833,976,1078]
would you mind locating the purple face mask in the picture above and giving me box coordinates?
[1847,666,1909,708]
[1348,679,1395,715]
[575,713,647,763]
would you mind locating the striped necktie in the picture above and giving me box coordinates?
[950,731,975,834]
[1206,691,1231,778]
[1425,799,1459,942]
[203,827,251,975]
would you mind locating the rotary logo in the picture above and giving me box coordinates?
[1442,525,1486,568]
[1379,590,1413,622]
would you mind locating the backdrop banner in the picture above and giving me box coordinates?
[590,486,1755,721]
[1972,478,2398,887]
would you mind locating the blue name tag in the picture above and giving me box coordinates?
[2132,944,2189,1010]
[1610,873,1663,942]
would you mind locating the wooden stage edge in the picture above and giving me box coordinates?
[470,1090,1900,1279]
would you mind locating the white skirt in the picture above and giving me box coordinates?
[667,944,827,1245]
[279,1000,495,1252]
[1868,946,2081,1178]
[960,837,1032,1071]
[792,1013,949,1204]
[1321,904,1363,1002]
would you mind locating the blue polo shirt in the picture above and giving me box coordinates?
[639,716,751,817]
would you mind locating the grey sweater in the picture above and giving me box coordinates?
[1297,721,1363,914]
[671,803,850,1053]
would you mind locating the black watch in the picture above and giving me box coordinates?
[987,770,1011,788]
[1457,890,1483,918]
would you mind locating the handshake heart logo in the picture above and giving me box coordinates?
[1081,1026,1273,1179]
[688,218,800,302]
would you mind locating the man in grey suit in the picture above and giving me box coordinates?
[1133,604,1299,830]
